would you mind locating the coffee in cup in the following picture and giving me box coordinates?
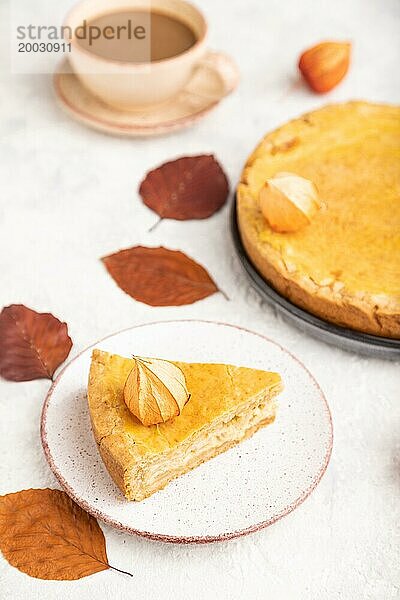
[64,0,208,110]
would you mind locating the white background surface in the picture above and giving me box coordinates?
[0,0,399,598]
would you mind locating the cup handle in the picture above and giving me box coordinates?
[192,50,240,96]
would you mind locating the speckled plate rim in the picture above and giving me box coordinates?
[231,201,400,360]
[53,52,239,137]
[41,319,333,544]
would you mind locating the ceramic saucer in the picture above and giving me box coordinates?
[53,51,239,137]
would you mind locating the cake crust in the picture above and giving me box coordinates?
[237,102,400,338]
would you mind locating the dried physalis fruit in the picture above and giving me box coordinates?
[124,356,190,426]
[298,41,351,93]
[139,155,229,221]
[259,172,321,233]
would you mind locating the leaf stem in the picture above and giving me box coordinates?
[108,563,133,577]
[148,217,163,233]
[219,288,230,301]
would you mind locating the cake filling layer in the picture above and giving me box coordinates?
[124,392,277,501]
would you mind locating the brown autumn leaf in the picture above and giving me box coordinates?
[102,246,222,306]
[0,488,132,580]
[139,155,230,223]
[0,304,72,382]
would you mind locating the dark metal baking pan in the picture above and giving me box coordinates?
[231,201,400,360]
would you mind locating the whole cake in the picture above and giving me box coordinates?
[237,101,400,338]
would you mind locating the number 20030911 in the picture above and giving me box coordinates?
[18,42,72,53]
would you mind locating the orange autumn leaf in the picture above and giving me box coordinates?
[0,305,72,382]
[139,155,229,222]
[102,246,221,306]
[0,489,121,580]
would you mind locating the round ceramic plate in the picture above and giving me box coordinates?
[54,51,239,137]
[41,320,332,543]
[231,202,400,360]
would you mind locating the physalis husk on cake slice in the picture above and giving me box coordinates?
[124,356,190,426]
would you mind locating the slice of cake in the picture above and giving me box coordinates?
[87,349,283,501]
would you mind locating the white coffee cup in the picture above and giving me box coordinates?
[64,0,208,110]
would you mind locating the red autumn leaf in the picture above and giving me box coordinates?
[0,488,132,580]
[0,304,72,382]
[139,155,230,221]
[102,246,221,306]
